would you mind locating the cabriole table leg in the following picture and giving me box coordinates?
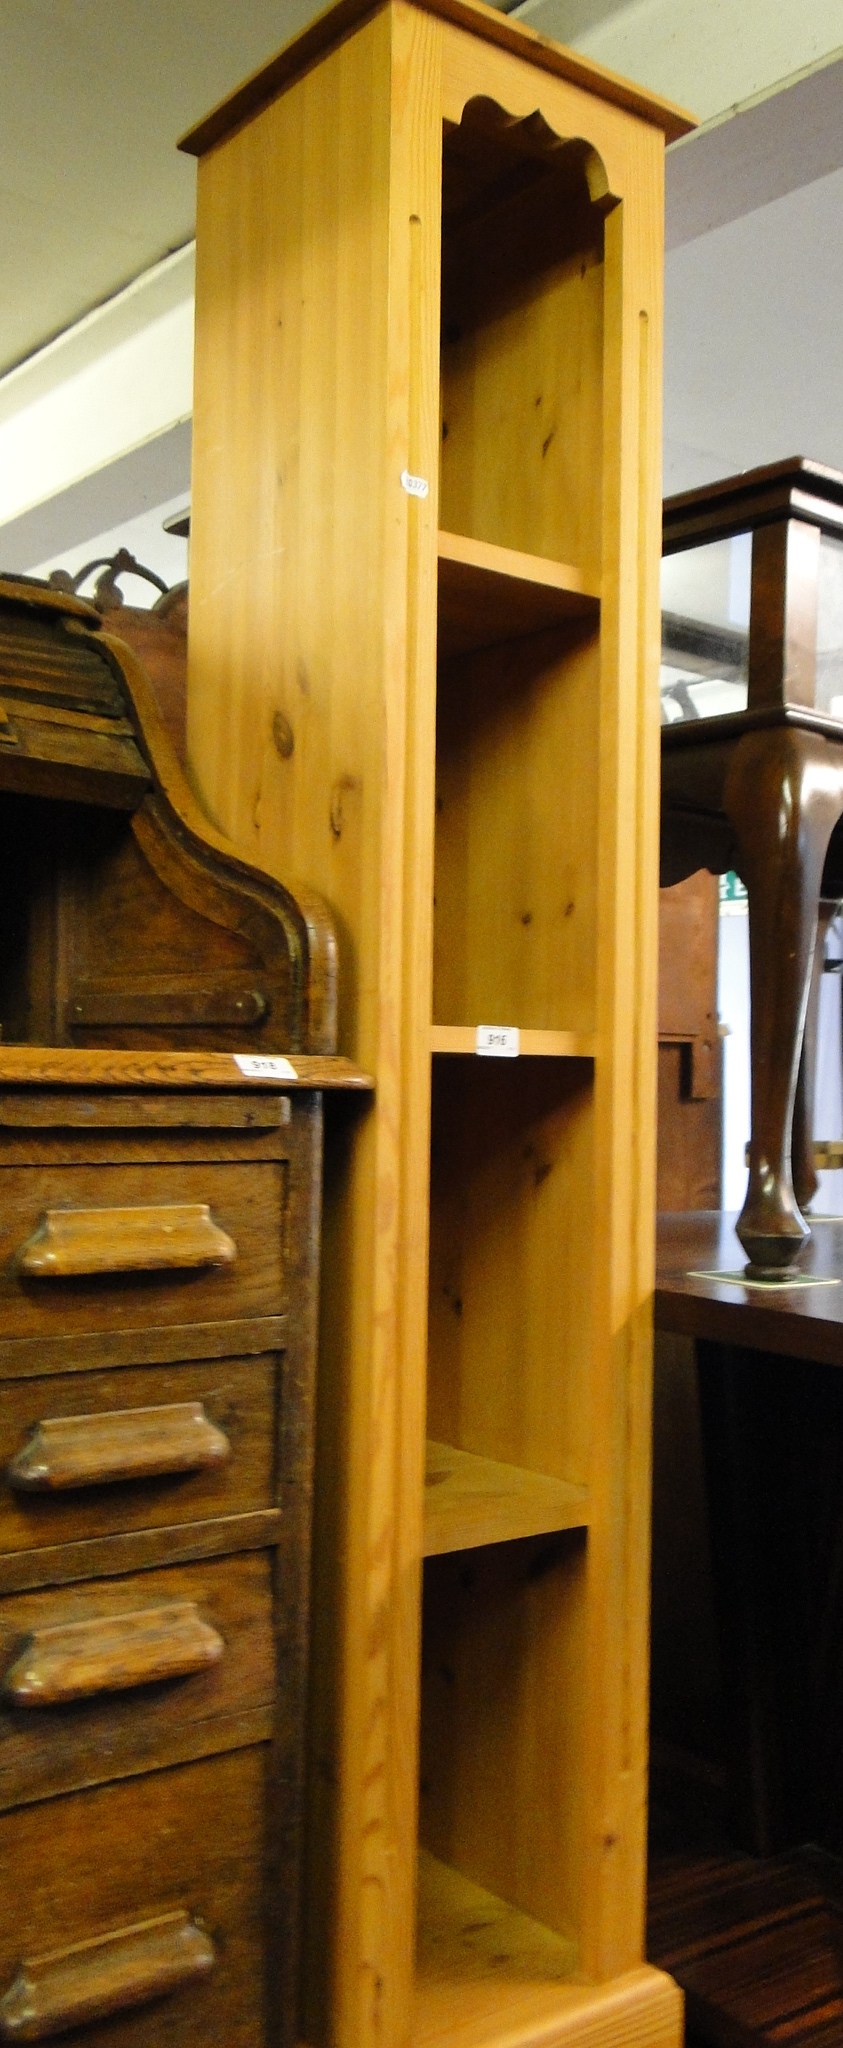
[725,728,843,1277]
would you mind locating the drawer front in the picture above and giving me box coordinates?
[0,1551,274,1810]
[0,1158,285,1338]
[0,1747,269,2046]
[0,1355,277,1557]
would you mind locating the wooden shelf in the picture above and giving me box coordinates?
[414,1850,577,2044]
[437,532,599,659]
[424,1441,588,1556]
[429,1027,596,1058]
[414,1853,679,2047]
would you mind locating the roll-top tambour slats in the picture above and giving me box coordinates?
[18,1203,236,1277]
[7,1402,231,1492]
[0,1911,215,2040]
[0,614,126,718]
[2,1599,224,1706]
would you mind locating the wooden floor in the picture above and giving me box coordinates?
[649,1846,843,2046]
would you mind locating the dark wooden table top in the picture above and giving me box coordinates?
[656,1211,843,1366]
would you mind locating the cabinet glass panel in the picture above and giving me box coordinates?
[660,532,751,723]
[817,533,843,718]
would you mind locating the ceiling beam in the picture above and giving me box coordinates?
[667,49,843,249]
[0,245,194,535]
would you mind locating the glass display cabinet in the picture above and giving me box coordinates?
[660,457,843,1277]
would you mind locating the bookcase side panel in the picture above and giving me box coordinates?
[188,12,444,2048]
[189,19,393,1063]
[579,130,666,1984]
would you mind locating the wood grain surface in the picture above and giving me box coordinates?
[0,1048,371,1091]
[18,1202,237,1278]
[186,3,678,2041]
[7,1399,231,1491]
[179,0,694,159]
[656,1211,843,1364]
[417,1847,682,2045]
[0,1511,282,1602]
[0,499,336,2048]
[0,1357,276,1557]
[2,1598,224,1705]
[0,1748,270,2048]
[0,1552,273,1808]
[0,1158,285,1338]
[649,1847,843,2048]
[0,1090,291,1130]
[429,1028,597,1056]
[423,1440,589,1554]
[437,531,598,657]
[0,1910,215,2042]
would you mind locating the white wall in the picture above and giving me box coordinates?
[26,497,189,603]
[718,903,843,1219]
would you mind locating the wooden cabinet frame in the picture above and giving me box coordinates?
[182,7,692,2043]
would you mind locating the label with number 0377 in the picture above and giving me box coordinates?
[475,1026,520,1058]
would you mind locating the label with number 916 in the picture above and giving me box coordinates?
[475,1026,520,1058]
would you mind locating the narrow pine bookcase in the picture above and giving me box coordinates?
[182,7,694,2045]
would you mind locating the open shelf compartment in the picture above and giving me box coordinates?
[427,1057,594,1500]
[432,621,600,1037]
[424,1440,589,1557]
[433,107,605,1043]
[439,102,605,579]
[437,531,599,659]
[418,1532,587,1971]
[414,1849,579,2046]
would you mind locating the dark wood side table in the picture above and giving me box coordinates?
[657,1209,843,1847]
[651,1213,843,2046]
[661,459,843,1277]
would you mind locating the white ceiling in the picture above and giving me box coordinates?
[4,0,843,550]
[1,0,791,376]
[0,0,356,373]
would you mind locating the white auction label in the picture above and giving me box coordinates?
[234,1054,298,1079]
[475,1025,520,1058]
[400,469,429,499]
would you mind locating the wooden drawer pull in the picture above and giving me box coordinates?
[18,1202,236,1278]
[3,1600,224,1706]
[7,1401,230,1492]
[0,1909,214,2039]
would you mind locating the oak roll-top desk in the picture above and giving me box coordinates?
[0,575,369,2048]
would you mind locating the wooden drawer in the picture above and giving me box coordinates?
[0,1158,285,1339]
[0,1746,270,2045]
[0,1355,277,1564]
[0,1549,274,1810]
